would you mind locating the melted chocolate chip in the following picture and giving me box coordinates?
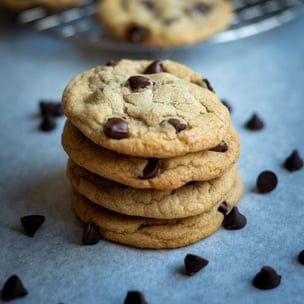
[82,221,100,245]
[252,266,281,289]
[144,60,164,74]
[104,118,129,139]
[184,254,208,276]
[1,275,28,301]
[210,140,228,152]
[283,150,303,172]
[168,118,187,133]
[218,202,229,215]
[221,99,232,112]
[256,170,278,193]
[124,290,147,304]
[203,78,215,92]
[223,207,247,230]
[39,114,56,131]
[139,158,161,179]
[192,2,212,14]
[20,215,45,237]
[106,59,117,66]
[298,250,304,265]
[126,23,149,43]
[128,76,150,90]
[245,113,264,130]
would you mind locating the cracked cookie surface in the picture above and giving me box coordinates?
[62,59,230,158]
[62,120,239,189]
[98,0,232,46]
[71,173,243,249]
[67,159,237,219]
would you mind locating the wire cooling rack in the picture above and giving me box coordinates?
[16,0,304,51]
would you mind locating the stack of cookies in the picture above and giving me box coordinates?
[61,59,243,249]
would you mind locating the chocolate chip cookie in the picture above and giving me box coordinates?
[67,159,238,219]
[62,59,230,158]
[70,172,242,249]
[98,0,232,46]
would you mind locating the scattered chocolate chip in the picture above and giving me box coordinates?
[245,113,264,130]
[139,158,161,179]
[184,254,208,276]
[223,207,247,230]
[168,118,187,133]
[126,23,149,43]
[144,60,164,74]
[298,250,304,265]
[218,202,229,215]
[283,150,303,172]
[128,76,150,90]
[192,2,212,14]
[140,0,154,10]
[221,99,232,112]
[252,266,281,289]
[256,170,278,193]
[1,275,28,301]
[203,78,215,92]
[104,117,129,140]
[20,215,45,237]
[39,101,63,117]
[210,140,228,152]
[39,114,56,132]
[106,59,117,66]
[124,290,147,304]
[82,221,100,245]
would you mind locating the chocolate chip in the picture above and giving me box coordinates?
[298,250,304,265]
[223,207,247,230]
[126,23,149,43]
[192,2,212,14]
[218,202,229,215]
[82,221,100,245]
[184,254,208,276]
[256,170,278,193]
[106,59,117,66]
[128,76,150,91]
[39,114,56,132]
[221,99,232,112]
[245,113,264,130]
[210,140,228,152]
[168,118,187,133]
[104,117,129,139]
[39,101,63,117]
[203,78,215,92]
[20,215,45,237]
[283,150,303,172]
[124,290,147,304]
[1,275,28,301]
[144,60,164,74]
[252,266,281,289]
[140,0,154,10]
[139,158,161,179]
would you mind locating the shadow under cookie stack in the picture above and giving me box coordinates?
[61,59,243,249]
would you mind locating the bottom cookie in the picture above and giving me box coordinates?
[71,173,243,249]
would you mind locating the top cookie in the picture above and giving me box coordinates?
[0,0,82,10]
[62,59,230,158]
[98,0,232,46]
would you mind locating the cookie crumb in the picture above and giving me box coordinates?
[1,275,28,301]
[184,254,208,276]
[245,113,264,130]
[223,207,247,230]
[256,170,278,193]
[252,266,281,289]
[82,221,100,245]
[283,150,303,172]
[20,215,45,237]
[124,290,147,304]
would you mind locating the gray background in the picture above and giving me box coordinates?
[1,9,304,304]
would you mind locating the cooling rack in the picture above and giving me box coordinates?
[16,0,304,51]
